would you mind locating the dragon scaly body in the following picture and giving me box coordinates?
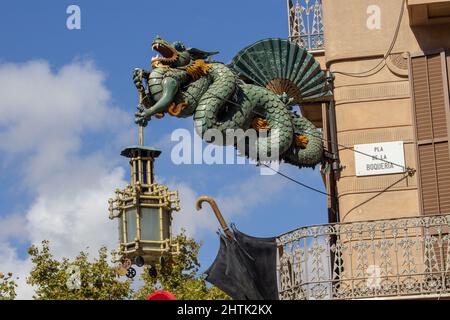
[134,36,324,168]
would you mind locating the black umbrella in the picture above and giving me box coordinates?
[196,196,279,300]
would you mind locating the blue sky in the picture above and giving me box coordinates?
[0,0,328,297]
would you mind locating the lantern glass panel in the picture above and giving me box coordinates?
[142,160,148,184]
[134,160,139,183]
[125,208,137,242]
[140,207,160,241]
[163,210,170,239]
[118,215,124,243]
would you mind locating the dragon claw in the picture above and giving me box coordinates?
[135,111,150,127]
[133,68,148,91]
[137,103,145,112]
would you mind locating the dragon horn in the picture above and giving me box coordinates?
[187,48,219,60]
[196,196,234,240]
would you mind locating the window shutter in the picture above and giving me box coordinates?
[410,51,450,215]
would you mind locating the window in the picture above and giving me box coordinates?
[410,50,450,215]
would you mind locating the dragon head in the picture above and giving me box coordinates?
[151,35,219,68]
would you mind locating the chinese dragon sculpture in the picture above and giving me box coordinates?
[133,36,332,168]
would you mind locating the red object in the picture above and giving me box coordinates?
[146,290,177,300]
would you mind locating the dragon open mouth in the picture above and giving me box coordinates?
[151,42,178,65]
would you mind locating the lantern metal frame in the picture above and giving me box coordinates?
[108,146,180,266]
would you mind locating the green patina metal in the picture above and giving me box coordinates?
[133,36,332,168]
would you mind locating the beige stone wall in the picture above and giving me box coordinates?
[321,0,450,222]
[323,0,450,64]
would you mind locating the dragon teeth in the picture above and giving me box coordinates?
[151,55,160,61]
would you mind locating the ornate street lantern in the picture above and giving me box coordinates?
[108,145,180,278]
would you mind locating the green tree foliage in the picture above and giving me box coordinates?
[134,232,229,300]
[25,233,229,300]
[27,240,132,300]
[0,272,18,300]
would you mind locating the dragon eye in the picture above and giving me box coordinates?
[173,41,185,52]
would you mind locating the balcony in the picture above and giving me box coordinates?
[288,0,324,52]
[277,214,450,300]
[408,0,450,26]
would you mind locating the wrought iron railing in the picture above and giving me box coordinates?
[277,214,450,299]
[287,0,324,51]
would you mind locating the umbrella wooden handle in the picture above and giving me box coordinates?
[196,196,234,240]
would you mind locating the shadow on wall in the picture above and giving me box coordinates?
[406,0,450,50]
[411,24,450,51]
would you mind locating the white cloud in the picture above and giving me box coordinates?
[0,244,34,299]
[0,60,132,299]
[0,61,115,153]
[0,214,27,241]
[170,182,218,236]
[0,60,287,299]
[25,166,126,258]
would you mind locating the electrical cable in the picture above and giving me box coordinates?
[250,109,415,173]
[204,90,415,174]
[201,91,416,208]
[143,14,413,201]
[340,172,410,221]
[331,0,406,78]
[259,162,333,197]
[253,102,416,217]
[185,59,411,172]
[182,90,337,198]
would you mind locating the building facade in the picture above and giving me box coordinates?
[278,0,450,300]
[324,0,450,223]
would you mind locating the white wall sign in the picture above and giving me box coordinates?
[354,141,405,176]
